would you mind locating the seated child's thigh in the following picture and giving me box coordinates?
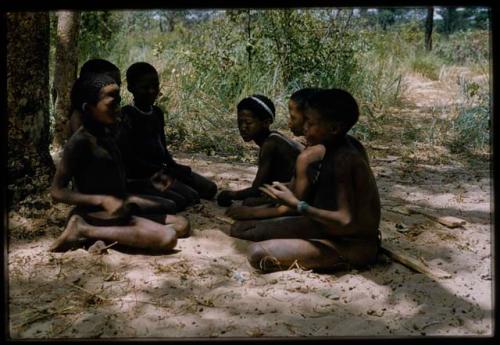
[235,216,326,241]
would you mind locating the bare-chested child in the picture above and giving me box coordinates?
[69,59,122,136]
[226,88,322,219]
[118,62,217,212]
[217,95,304,207]
[230,88,381,272]
[49,73,190,253]
[227,88,370,221]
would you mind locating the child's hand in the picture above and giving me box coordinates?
[151,170,174,192]
[226,206,254,220]
[217,190,234,207]
[259,182,299,208]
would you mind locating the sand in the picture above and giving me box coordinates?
[7,67,493,339]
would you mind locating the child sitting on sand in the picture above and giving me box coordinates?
[50,73,189,253]
[230,88,381,272]
[226,87,369,220]
[217,94,303,207]
[118,62,218,212]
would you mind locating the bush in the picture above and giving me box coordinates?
[410,52,442,80]
[434,29,490,66]
[448,77,490,154]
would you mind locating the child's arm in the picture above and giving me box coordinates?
[226,145,325,219]
[50,139,125,215]
[117,119,163,178]
[157,109,180,168]
[260,153,363,237]
[217,139,276,206]
[293,144,325,199]
[226,203,293,220]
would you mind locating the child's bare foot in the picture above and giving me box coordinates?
[49,215,87,252]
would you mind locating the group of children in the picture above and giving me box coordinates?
[50,58,381,273]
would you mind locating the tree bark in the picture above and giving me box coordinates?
[7,12,54,206]
[52,10,80,150]
[424,7,434,51]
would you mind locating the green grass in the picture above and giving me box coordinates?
[52,11,490,160]
[409,52,442,80]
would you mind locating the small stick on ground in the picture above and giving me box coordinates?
[215,216,235,225]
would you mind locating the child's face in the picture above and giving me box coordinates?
[237,109,268,142]
[107,71,122,86]
[303,108,334,146]
[288,99,305,136]
[88,84,121,125]
[130,73,159,106]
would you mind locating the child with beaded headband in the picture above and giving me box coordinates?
[230,88,381,273]
[217,94,303,207]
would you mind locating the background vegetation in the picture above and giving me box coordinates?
[49,7,491,160]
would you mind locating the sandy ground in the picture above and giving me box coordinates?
[7,69,493,339]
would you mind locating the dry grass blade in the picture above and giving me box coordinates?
[66,282,108,302]
[13,306,75,329]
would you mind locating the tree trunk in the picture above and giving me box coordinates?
[424,7,434,51]
[7,12,54,206]
[52,10,80,151]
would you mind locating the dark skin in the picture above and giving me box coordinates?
[232,107,381,272]
[69,70,122,136]
[121,72,216,208]
[50,83,190,252]
[227,98,321,219]
[218,109,303,207]
[227,97,369,220]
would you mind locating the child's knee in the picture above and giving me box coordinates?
[230,222,244,238]
[158,229,177,251]
[168,215,190,238]
[247,243,267,269]
[203,181,218,200]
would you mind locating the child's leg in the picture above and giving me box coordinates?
[126,194,177,214]
[242,195,276,207]
[49,214,178,252]
[230,216,325,241]
[136,213,191,238]
[127,179,189,211]
[180,171,218,200]
[247,239,347,272]
[169,179,200,206]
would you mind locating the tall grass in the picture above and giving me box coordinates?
[448,76,490,155]
[67,10,490,159]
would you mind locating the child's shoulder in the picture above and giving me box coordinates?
[152,105,164,114]
[266,131,302,151]
[120,104,134,113]
[332,139,367,167]
[65,127,94,152]
[298,144,326,164]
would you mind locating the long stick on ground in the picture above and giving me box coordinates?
[380,242,452,279]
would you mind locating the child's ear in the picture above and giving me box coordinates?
[263,118,272,127]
